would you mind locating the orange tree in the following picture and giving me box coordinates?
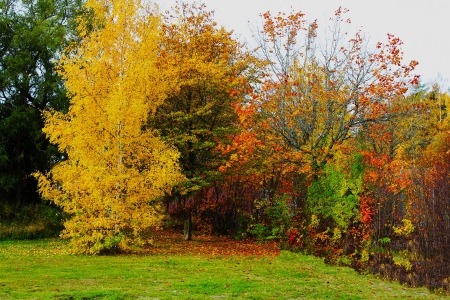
[358,86,450,288]
[387,86,450,287]
[408,129,450,276]
[231,8,419,250]
[354,83,448,259]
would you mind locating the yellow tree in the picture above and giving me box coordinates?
[34,0,184,254]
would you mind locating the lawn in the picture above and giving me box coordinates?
[0,231,445,299]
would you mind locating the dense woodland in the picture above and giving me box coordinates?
[1,0,449,293]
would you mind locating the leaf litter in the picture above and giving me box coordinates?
[143,230,280,257]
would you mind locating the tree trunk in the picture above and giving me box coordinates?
[184,209,192,241]
[15,179,23,207]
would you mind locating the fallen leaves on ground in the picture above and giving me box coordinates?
[143,230,280,257]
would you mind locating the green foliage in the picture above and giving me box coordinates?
[0,203,64,240]
[234,212,252,240]
[0,0,81,206]
[148,3,259,240]
[151,3,243,189]
[376,237,392,252]
[307,154,364,231]
[378,237,391,245]
[249,223,271,241]
[392,250,413,271]
[250,194,294,241]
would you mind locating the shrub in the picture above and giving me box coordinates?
[249,194,295,241]
[0,202,64,240]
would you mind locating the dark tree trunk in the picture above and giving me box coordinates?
[15,179,23,207]
[184,209,192,241]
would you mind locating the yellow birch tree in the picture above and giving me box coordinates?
[34,0,184,254]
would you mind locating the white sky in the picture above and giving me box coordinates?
[158,0,450,90]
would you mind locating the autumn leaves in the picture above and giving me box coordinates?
[35,0,184,253]
[35,0,424,256]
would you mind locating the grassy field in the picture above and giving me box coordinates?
[0,231,446,299]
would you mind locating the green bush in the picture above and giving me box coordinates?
[307,154,364,232]
[0,202,64,240]
[249,194,294,241]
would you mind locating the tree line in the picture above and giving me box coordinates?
[1,0,449,292]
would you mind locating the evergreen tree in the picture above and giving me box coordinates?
[0,0,81,206]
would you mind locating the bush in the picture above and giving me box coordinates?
[0,202,64,240]
[249,194,294,241]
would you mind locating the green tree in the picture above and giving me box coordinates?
[151,3,253,240]
[0,0,81,207]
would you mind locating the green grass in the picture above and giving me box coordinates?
[0,238,446,299]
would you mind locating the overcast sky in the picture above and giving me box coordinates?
[158,0,450,91]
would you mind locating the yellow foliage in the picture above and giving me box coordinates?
[35,0,184,254]
[309,214,320,229]
[393,219,415,237]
